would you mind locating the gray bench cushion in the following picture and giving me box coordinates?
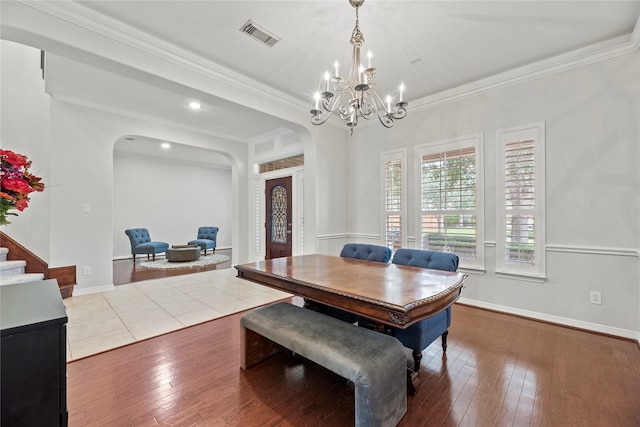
[240,302,407,427]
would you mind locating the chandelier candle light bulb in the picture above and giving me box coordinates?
[310,0,408,135]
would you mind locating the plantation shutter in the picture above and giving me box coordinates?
[504,139,535,265]
[384,159,402,250]
[420,147,477,259]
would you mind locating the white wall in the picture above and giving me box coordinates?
[113,153,232,257]
[350,52,640,338]
[4,5,636,340]
[1,40,342,296]
[47,101,248,294]
[312,123,351,255]
[2,41,252,293]
[0,40,51,259]
[1,4,347,294]
[636,49,640,338]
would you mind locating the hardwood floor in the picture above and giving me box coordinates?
[66,303,640,426]
[113,248,232,285]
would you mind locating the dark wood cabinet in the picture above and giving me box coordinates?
[1,279,68,427]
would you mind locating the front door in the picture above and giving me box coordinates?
[265,176,293,259]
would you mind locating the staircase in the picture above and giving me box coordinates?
[0,233,76,298]
[0,247,45,285]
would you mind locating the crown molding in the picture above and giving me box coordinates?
[352,24,639,132]
[49,93,249,144]
[18,0,309,114]
[18,1,640,130]
[410,32,639,114]
[632,13,640,51]
[114,150,231,171]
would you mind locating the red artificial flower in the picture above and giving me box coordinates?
[26,174,45,192]
[0,149,44,225]
[14,198,29,211]
[2,177,35,195]
[0,150,29,168]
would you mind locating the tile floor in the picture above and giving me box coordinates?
[64,268,292,361]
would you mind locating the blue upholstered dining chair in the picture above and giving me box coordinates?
[312,243,393,323]
[390,248,459,372]
[124,228,169,261]
[188,226,218,255]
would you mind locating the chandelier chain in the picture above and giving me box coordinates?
[351,6,363,47]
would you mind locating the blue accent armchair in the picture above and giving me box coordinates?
[125,228,169,261]
[312,243,393,323]
[188,226,218,255]
[390,248,459,372]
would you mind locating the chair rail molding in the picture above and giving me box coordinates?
[545,244,639,258]
[316,233,349,241]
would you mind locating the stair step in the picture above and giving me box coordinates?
[0,260,27,278]
[0,273,45,286]
[0,247,8,262]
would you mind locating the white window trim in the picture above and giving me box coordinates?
[381,149,407,250]
[416,134,485,270]
[496,122,546,280]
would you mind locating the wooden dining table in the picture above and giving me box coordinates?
[235,254,467,328]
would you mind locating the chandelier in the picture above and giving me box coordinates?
[310,0,407,135]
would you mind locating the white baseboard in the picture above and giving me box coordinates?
[72,284,115,296]
[457,297,640,343]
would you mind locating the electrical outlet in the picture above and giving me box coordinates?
[589,291,602,305]
[83,266,92,275]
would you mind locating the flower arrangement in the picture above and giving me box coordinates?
[0,149,45,226]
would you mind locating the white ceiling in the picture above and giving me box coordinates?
[113,136,231,168]
[74,0,640,102]
[44,52,290,142]
[39,1,640,144]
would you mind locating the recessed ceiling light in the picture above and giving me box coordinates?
[161,142,171,149]
[188,101,203,110]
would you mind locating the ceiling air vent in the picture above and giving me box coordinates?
[239,19,280,48]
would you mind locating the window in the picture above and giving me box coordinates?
[381,150,406,250]
[497,122,545,279]
[259,155,304,173]
[418,135,484,269]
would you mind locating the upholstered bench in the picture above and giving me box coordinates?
[240,302,407,427]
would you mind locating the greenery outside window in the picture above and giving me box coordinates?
[381,150,406,250]
[496,122,546,279]
[417,135,484,270]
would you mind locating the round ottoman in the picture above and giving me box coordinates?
[166,245,201,262]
